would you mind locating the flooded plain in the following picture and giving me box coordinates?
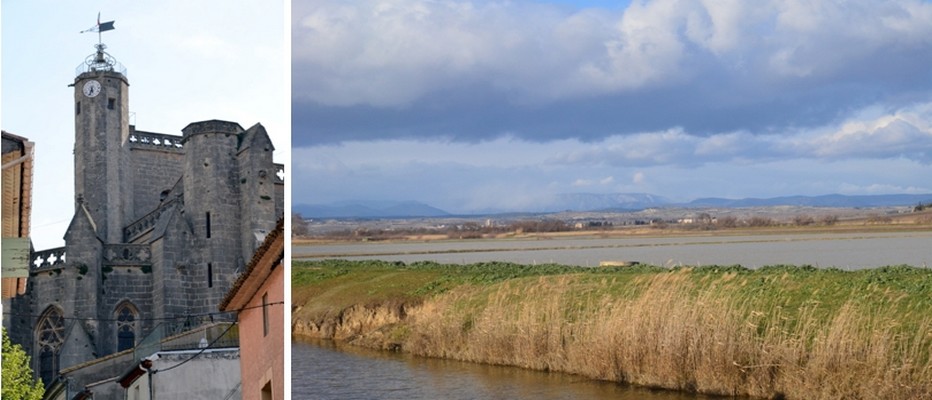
[294,230,932,269]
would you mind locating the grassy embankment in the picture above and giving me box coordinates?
[292,260,932,399]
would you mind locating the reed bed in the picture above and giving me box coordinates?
[293,261,932,399]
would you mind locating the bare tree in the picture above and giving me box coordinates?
[292,213,309,237]
[718,216,738,228]
[820,215,838,226]
[793,215,815,226]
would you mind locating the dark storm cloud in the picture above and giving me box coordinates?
[292,74,923,146]
[292,0,932,147]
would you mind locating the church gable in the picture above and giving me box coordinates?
[64,201,102,244]
[58,317,98,368]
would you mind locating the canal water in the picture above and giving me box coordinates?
[292,340,723,400]
[294,231,932,269]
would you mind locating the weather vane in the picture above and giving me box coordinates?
[80,12,115,46]
[79,12,122,75]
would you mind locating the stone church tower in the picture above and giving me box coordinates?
[73,46,132,245]
[7,40,283,398]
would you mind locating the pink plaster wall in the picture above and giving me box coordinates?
[236,262,284,400]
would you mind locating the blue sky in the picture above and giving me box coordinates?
[2,1,289,249]
[291,0,932,213]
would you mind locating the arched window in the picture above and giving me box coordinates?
[36,306,64,386]
[115,302,138,352]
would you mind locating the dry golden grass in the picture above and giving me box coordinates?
[292,261,932,399]
[397,271,932,399]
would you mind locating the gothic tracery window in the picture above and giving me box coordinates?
[36,307,64,386]
[116,302,138,352]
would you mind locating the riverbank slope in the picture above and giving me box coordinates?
[292,261,932,399]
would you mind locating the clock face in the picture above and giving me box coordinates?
[83,80,101,98]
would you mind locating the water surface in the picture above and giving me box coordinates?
[292,340,722,400]
[294,231,932,269]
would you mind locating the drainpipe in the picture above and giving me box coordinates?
[142,359,154,400]
[147,369,154,400]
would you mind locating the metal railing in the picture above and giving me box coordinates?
[74,44,127,78]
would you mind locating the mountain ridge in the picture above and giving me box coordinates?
[687,193,932,208]
[295,193,932,219]
[294,200,450,219]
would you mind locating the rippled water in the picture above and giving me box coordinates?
[292,340,721,400]
[295,231,932,269]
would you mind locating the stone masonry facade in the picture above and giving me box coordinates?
[6,44,284,397]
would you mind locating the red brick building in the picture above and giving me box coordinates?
[2,131,34,299]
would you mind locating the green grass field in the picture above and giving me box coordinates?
[293,260,932,399]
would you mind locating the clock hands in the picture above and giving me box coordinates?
[83,80,102,97]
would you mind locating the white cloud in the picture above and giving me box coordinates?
[289,1,932,210]
[793,103,932,162]
[294,101,932,191]
[632,171,645,184]
[572,175,614,187]
[293,0,592,106]
[545,101,932,167]
[838,183,932,195]
[293,0,932,107]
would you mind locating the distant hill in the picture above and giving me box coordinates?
[295,201,450,218]
[688,194,932,208]
[545,193,671,212]
[295,193,932,219]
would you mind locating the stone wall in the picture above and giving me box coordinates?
[181,120,246,316]
[127,130,183,223]
[98,264,154,355]
[73,70,131,244]
[236,124,278,263]
[10,114,283,388]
